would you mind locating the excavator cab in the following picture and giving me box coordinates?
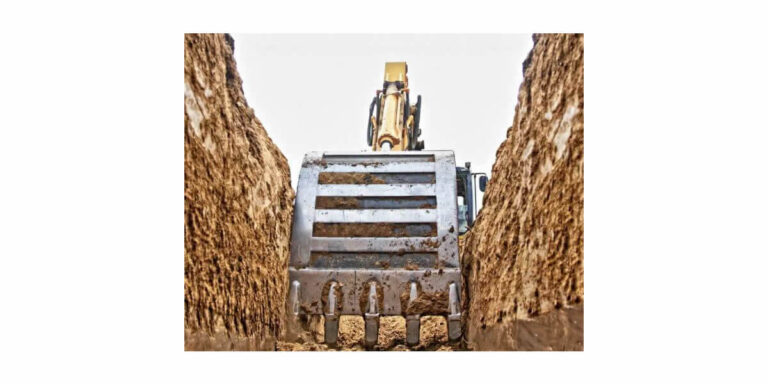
[455,163,488,234]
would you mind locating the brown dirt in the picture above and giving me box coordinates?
[421,238,441,248]
[277,315,459,351]
[314,196,437,209]
[318,172,387,184]
[313,222,437,237]
[419,316,450,347]
[461,34,584,350]
[314,196,361,209]
[184,34,294,350]
[376,317,406,349]
[400,290,449,315]
[469,304,583,351]
[403,261,419,270]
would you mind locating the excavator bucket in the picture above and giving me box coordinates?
[287,150,462,346]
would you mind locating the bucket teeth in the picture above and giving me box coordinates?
[324,282,339,345]
[447,282,462,342]
[364,282,380,347]
[324,316,339,346]
[406,316,420,346]
[406,282,420,346]
[289,280,300,316]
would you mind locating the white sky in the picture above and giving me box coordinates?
[233,34,533,209]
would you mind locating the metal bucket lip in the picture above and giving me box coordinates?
[288,267,461,316]
[288,150,461,317]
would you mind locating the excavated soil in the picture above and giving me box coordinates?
[184,34,294,350]
[313,222,437,237]
[318,172,387,184]
[277,316,458,351]
[400,290,449,315]
[315,197,362,209]
[461,34,584,350]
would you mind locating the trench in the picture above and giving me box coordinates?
[185,33,584,352]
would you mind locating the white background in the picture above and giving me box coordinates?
[232,33,533,208]
[1,1,767,383]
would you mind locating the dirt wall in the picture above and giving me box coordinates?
[461,34,584,350]
[184,34,295,350]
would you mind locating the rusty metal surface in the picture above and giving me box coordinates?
[309,252,438,269]
[288,150,461,318]
[288,268,461,315]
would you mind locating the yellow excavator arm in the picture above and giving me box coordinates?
[367,62,423,151]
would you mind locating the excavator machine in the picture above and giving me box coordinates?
[287,62,486,347]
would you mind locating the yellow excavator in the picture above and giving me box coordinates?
[367,61,424,151]
[287,62,487,346]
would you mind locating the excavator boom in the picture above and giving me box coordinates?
[367,62,423,151]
